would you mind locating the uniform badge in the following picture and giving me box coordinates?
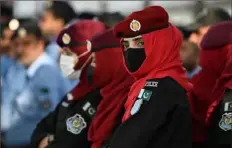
[66,114,87,135]
[145,81,158,87]
[62,33,71,45]
[131,99,143,115]
[138,89,153,101]
[130,19,141,32]
[219,112,232,131]
[82,102,96,117]
[224,102,232,112]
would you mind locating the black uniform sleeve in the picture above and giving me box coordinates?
[109,77,192,148]
[30,99,61,148]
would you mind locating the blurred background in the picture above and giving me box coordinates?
[2,1,232,24]
[0,1,231,147]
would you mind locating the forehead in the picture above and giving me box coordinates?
[123,35,142,42]
[43,9,55,18]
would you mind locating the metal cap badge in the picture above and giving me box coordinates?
[130,19,141,32]
[62,33,71,45]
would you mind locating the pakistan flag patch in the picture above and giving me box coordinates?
[138,89,152,101]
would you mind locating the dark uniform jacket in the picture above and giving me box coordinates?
[107,77,192,148]
[30,89,102,148]
[207,89,232,148]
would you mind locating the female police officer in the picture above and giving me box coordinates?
[106,6,192,148]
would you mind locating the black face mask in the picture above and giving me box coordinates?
[124,48,146,72]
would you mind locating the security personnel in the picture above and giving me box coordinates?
[1,21,72,147]
[106,6,192,148]
[31,20,107,148]
[31,21,134,148]
[197,21,232,148]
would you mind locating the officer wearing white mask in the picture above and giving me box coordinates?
[31,20,108,148]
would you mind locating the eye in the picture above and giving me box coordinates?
[122,42,129,49]
[137,41,144,47]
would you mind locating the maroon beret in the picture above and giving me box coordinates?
[200,21,232,49]
[114,6,169,38]
[90,28,120,52]
[56,20,108,48]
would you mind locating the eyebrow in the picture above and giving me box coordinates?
[123,37,143,43]
[132,37,143,42]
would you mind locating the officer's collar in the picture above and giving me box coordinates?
[27,53,53,78]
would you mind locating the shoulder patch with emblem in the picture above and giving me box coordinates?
[138,89,153,101]
[219,112,232,131]
[66,114,87,135]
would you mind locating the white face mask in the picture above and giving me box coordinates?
[59,54,75,77]
[59,53,93,80]
[59,40,92,80]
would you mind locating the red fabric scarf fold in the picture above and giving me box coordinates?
[88,61,134,148]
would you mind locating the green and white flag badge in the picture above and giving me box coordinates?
[138,89,152,101]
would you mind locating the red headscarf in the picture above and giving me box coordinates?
[189,45,231,142]
[205,50,232,125]
[88,51,134,148]
[122,24,192,121]
[189,21,232,142]
[87,29,134,148]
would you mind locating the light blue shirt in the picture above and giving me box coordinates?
[1,55,17,86]
[45,41,60,61]
[1,53,76,146]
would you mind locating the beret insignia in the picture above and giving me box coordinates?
[130,19,141,32]
[62,33,71,45]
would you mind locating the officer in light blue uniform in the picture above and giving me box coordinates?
[39,1,77,61]
[1,21,76,147]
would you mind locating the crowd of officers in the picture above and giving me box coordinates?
[1,1,232,148]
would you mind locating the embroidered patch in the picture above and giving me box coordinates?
[145,81,158,87]
[66,114,87,134]
[138,89,153,101]
[82,102,96,117]
[219,112,232,131]
[130,19,141,32]
[224,102,232,112]
[131,99,143,115]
